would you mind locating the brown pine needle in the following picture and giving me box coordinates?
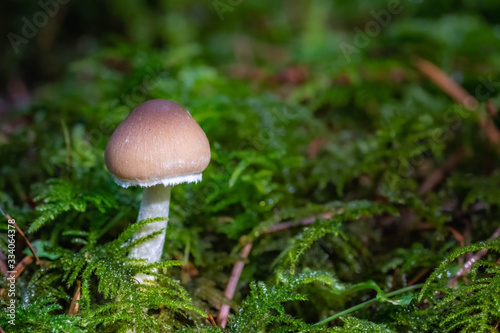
[261,212,334,234]
[449,224,500,287]
[408,267,431,286]
[68,280,82,315]
[216,212,335,327]
[418,149,466,195]
[415,58,476,110]
[486,101,498,116]
[207,311,217,325]
[4,213,40,265]
[0,249,8,278]
[415,58,500,145]
[447,226,465,247]
[0,256,34,297]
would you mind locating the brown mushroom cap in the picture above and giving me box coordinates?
[105,99,211,188]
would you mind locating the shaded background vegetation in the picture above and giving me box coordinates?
[2,0,500,332]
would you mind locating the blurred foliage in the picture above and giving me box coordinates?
[1,0,500,332]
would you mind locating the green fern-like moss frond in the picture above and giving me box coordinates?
[30,179,116,233]
[415,239,500,332]
[0,297,83,333]
[276,201,398,274]
[42,217,205,332]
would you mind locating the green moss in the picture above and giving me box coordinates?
[1,1,500,331]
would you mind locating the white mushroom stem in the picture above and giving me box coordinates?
[124,185,170,333]
[129,184,171,265]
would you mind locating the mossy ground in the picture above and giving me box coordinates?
[1,1,500,332]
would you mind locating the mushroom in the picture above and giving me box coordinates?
[105,99,210,281]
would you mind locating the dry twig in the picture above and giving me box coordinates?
[486,101,498,116]
[261,212,334,234]
[0,256,34,297]
[415,58,500,145]
[449,224,500,287]
[418,149,467,195]
[0,249,8,278]
[447,226,465,247]
[415,58,475,109]
[216,212,335,327]
[408,267,431,286]
[307,137,329,158]
[217,241,253,328]
[1,210,40,265]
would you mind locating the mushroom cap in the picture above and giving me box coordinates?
[105,99,211,188]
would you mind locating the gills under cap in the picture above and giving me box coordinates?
[105,99,211,188]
